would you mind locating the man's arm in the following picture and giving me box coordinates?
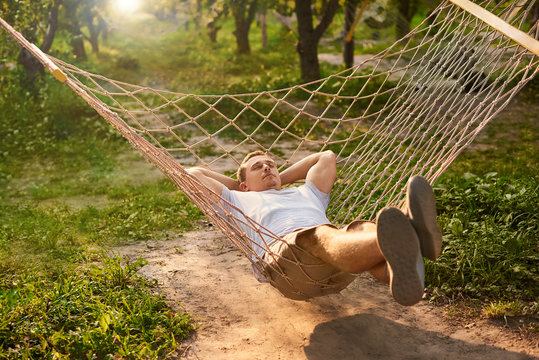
[186,167,240,200]
[279,150,337,193]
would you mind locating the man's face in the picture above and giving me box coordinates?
[241,155,281,191]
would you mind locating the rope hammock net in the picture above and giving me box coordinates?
[2,0,538,298]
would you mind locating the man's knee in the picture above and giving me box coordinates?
[344,220,376,233]
[295,227,320,250]
[294,225,337,258]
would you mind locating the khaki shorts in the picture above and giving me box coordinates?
[263,220,372,300]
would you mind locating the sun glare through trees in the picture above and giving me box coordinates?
[113,0,141,14]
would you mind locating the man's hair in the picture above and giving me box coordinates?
[237,150,268,182]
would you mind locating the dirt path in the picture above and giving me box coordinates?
[117,227,537,360]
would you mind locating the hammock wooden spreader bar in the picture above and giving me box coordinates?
[448,0,539,56]
[1,0,537,300]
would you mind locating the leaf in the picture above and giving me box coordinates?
[99,313,112,333]
[449,218,463,236]
[127,211,139,221]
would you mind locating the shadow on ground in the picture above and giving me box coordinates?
[305,313,533,360]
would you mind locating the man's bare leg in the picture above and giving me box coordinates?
[369,261,390,283]
[296,224,384,274]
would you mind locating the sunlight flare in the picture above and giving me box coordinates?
[114,0,141,14]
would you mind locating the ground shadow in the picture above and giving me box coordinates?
[304,313,533,360]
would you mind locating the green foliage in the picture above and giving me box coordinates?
[0,256,194,359]
[0,0,53,46]
[519,75,539,104]
[482,300,529,319]
[0,48,203,355]
[0,74,119,161]
[426,173,538,306]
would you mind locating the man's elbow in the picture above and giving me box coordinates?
[186,167,205,178]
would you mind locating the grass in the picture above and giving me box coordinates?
[0,136,203,359]
[425,90,538,318]
[1,257,194,358]
[0,137,203,271]
[0,69,204,357]
[429,173,538,303]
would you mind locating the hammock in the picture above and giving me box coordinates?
[1,0,538,299]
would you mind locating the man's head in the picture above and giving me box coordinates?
[237,151,281,192]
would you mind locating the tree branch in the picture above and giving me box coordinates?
[40,0,61,53]
[246,0,258,27]
[314,0,340,41]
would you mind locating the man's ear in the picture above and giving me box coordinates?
[239,182,248,192]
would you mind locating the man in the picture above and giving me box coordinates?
[187,150,442,306]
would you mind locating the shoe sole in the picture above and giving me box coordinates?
[377,208,424,306]
[406,176,443,260]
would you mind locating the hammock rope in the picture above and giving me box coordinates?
[1,0,537,299]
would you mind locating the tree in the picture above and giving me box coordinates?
[230,0,258,53]
[62,0,87,60]
[57,0,109,58]
[0,0,61,80]
[295,0,340,81]
[258,3,267,48]
[204,0,228,43]
[80,0,108,54]
[343,0,358,68]
[392,0,420,39]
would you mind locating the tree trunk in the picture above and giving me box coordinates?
[233,14,251,53]
[18,48,44,81]
[64,0,87,60]
[207,21,221,43]
[232,0,258,54]
[71,34,86,60]
[534,2,539,39]
[296,38,320,82]
[260,10,267,48]
[192,0,202,30]
[89,36,99,53]
[295,0,317,81]
[99,16,108,41]
[86,14,100,53]
[295,0,340,82]
[395,13,410,39]
[343,0,356,68]
[18,0,61,80]
[88,28,99,53]
[393,0,419,39]
[41,0,61,53]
